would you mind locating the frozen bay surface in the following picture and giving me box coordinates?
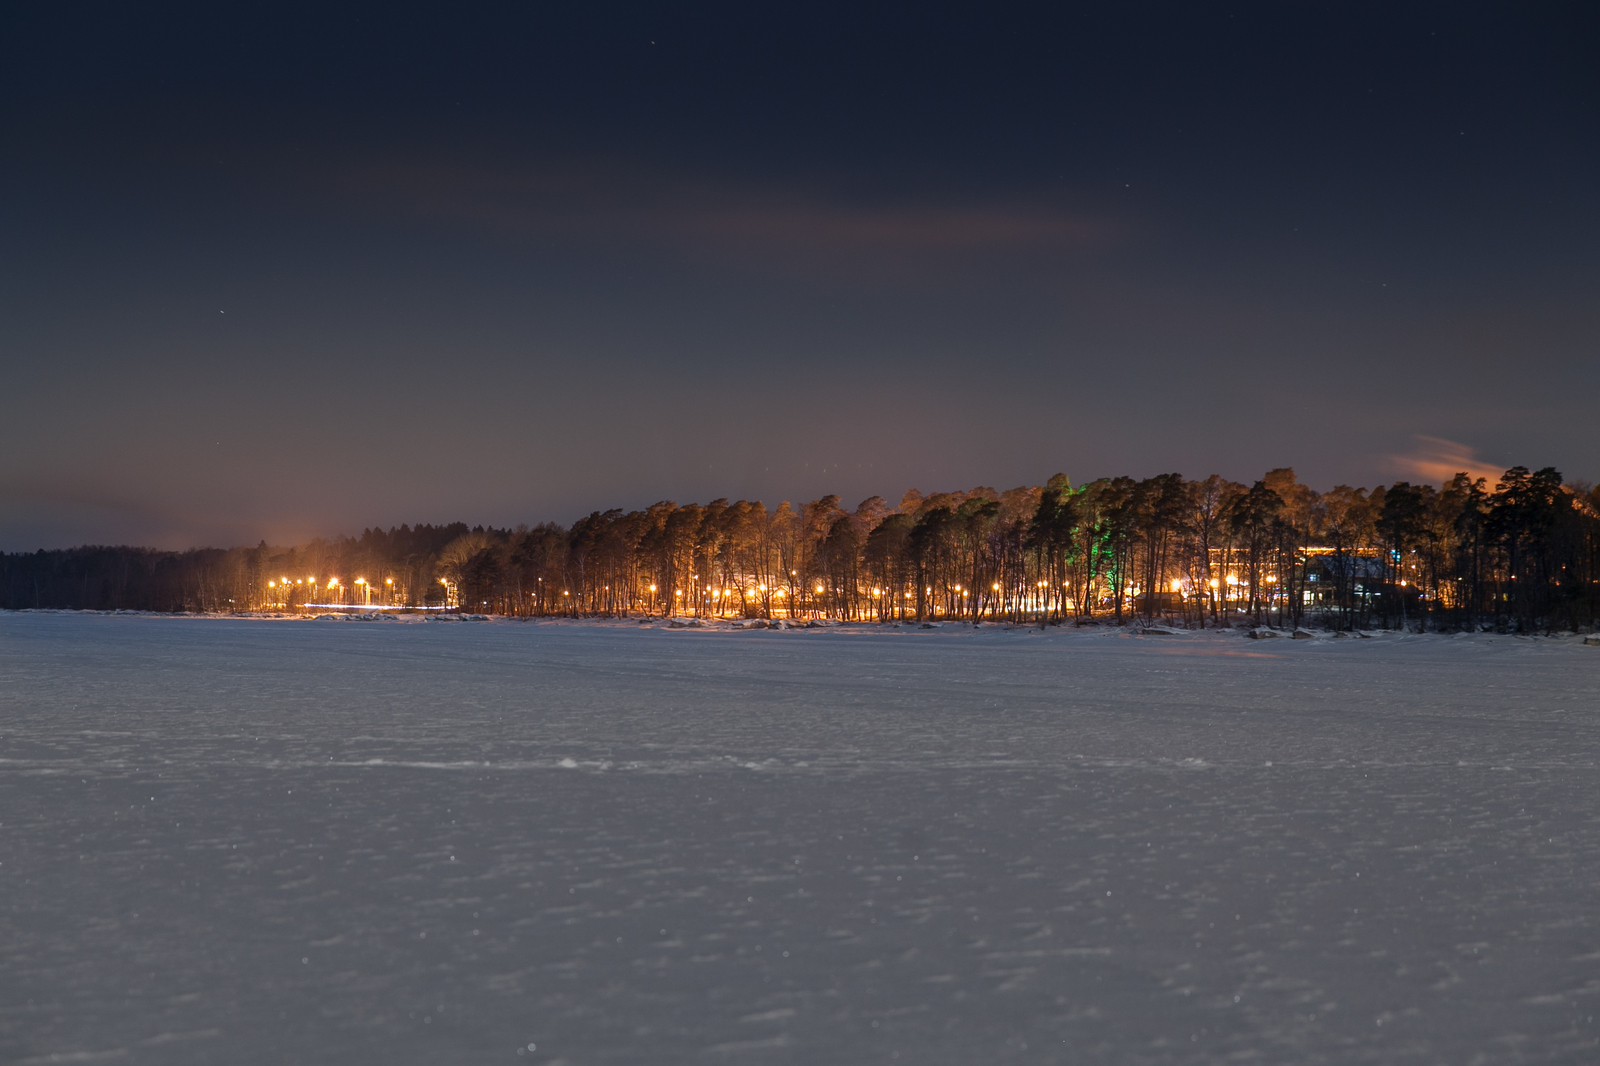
[2,614,1599,1064]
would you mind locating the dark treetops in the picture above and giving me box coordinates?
[6,466,1597,634]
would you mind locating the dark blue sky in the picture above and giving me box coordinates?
[3,2,1596,549]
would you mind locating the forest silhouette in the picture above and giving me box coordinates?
[4,466,1597,634]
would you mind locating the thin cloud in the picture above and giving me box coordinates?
[1384,436,1506,488]
[674,202,1102,252]
[0,478,274,551]
[248,152,1113,260]
[0,478,174,525]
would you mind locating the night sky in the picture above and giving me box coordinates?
[3,3,1596,551]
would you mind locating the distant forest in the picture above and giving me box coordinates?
[3,466,1597,633]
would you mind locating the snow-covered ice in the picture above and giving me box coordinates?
[2,613,1598,1064]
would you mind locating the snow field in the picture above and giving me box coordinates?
[1,614,1598,1064]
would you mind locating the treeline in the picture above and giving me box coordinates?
[3,466,1597,632]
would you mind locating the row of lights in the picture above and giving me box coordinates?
[266,576,395,587]
[505,574,1289,604]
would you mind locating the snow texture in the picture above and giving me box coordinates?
[1,613,1598,1064]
